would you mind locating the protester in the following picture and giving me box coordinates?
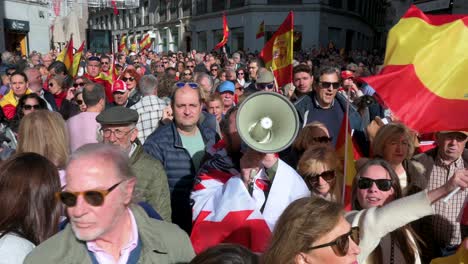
[144,83,218,233]
[297,144,342,201]
[190,244,259,264]
[96,106,172,221]
[110,79,137,108]
[0,72,31,120]
[0,152,61,264]
[24,67,56,110]
[120,68,142,104]
[206,93,224,123]
[24,143,195,263]
[216,81,235,115]
[9,93,48,132]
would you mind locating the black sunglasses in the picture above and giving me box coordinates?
[73,82,85,88]
[76,100,84,105]
[23,104,41,110]
[101,61,110,64]
[56,180,124,207]
[358,177,393,191]
[257,83,275,90]
[183,72,192,76]
[176,82,199,88]
[48,83,54,87]
[320,81,340,89]
[306,170,335,185]
[122,77,135,82]
[313,136,333,143]
[187,65,195,68]
[308,227,360,256]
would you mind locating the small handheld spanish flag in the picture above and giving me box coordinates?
[256,21,265,39]
[214,13,229,50]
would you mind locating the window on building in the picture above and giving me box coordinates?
[268,0,301,4]
[182,0,191,16]
[197,0,207,14]
[198,31,207,51]
[159,0,167,21]
[170,0,178,19]
[328,27,341,47]
[230,0,245,8]
[347,0,356,12]
[212,0,226,12]
[329,0,342,9]
[143,2,149,25]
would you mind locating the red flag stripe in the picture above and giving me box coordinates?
[403,5,468,26]
[362,64,468,133]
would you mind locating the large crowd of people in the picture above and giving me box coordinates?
[0,45,467,264]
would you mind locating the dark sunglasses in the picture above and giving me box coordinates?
[73,82,85,88]
[156,64,164,68]
[358,177,393,191]
[176,82,199,88]
[48,83,54,87]
[23,104,41,110]
[183,72,192,76]
[162,61,169,64]
[320,81,340,89]
[307,170,335,185]
[101,61,110,64]
[313,136,333,143]
[55,180,124,207]
[211,68,218,71]
[6,72,14,76]
[76,100,84,105]
[308,227,360,256]
[187,65,195,68]
[257,83,275,90]
[237,72,244,75]
[122,77,135,82]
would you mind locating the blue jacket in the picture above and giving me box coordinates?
[143,115,218,233]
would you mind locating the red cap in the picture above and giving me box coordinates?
[112,80,128,93]
[341,70,354,80]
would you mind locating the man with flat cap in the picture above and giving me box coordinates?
[96,106,172,221]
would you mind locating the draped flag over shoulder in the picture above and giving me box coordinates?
[57,35,74,71]
[260,11,293,88]
[214,13,229,50]
[140,33,152,51]
[361,5,468,133]
[70,41,85,78]
[336,113,362,211]
[119,34,128,54]
[256,21,265,39]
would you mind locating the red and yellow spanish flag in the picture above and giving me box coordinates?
[130,36,138,52]
[256,21,265,39]
[336,113,362,211]
[260,11,293,88]
[57,35,74,71]
[140,33,152,51]
[118,34,128,54]
[214,13,229,50]
[70,41,85,78]
[362,5,468,133]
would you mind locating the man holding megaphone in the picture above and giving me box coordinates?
[190,92,310,254]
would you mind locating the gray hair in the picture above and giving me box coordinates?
[232,52,240,59]
[195,72,213,89]
[194,53,204,64]
[139,75,158,96]
[69,143,133,181]
[1,51,14,64]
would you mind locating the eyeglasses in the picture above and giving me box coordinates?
[176,82,199,88]
[162,61,169,64]
[156,64,164,68]
[307,227,360,256]
[100,128,135,139]
[76,100,84,105]
[211,68,218,71]
[23,104,41,110]
[122,77,136,82]
[306,170,336,185]
[187,65,195,68]
[183,72,192,76]
[101,61,110,65]
[237,72,244,76]
[313,136,333,143]
[257,83,275,90]
[358,177,393,191]
[55,180,124,207]
[73,82,85,88]
[320,81,340,89]
[48,83,54,87]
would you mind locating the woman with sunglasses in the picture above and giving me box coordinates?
[17,110,70,188]
[351,159,421,264]
[47,75,68,110]
[58,77,90,120]
[236,68,249,87]
[0,152,61,263]
[120,68,141,104]
[9,93,48,133]
[297,144,342,202]
[182,69,193,82]
[284,121,332,168]
[263,196,360,264]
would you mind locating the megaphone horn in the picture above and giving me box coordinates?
[236,91,299,153]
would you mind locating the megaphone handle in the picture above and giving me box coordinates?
[248,169,257,195]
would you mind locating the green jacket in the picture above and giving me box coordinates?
[130,142,172,221]
[24,205,195,264]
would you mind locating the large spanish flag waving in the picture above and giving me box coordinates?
[70,41,85,78]
[260,11,293,88]
[140,33,152,51]
[214,13,229,50]
[362,5,468,133]
[56,35,74,71]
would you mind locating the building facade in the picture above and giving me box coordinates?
[88,0,389,54]
[0,0,51,54]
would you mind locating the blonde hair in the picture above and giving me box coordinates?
[292,121,329,152]
[262,197,343,264]
[372,123,414,160]
[17,110,70,169]
[297,144,342,201]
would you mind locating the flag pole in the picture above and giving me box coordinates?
[342,82,352,204]
[269,66,280,93]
